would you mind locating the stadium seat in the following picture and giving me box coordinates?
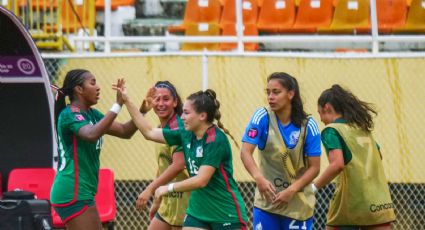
[257,0,296,33]
[181,23,221,51]
[6,168,64,228]
[220,0,259,27]
[61,0,96,33]
[7,168,56,200]
[220,23,259,51]
[393,0,425,33]
[281,0,334,33]
[318,0,370,34]
[356,0,407,33]
[168,0,222,33]
[95,168,117,229]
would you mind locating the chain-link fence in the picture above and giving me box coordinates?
[43,56,425,229]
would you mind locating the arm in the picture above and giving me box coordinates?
[273,156,320,206]
[107,120,138,139]
[108,86,155,139]
[78,111,118,142]
[155,165,216,198]
[314,149,345,189]
[136,152,186,209]
[115,82,165,143]
[125,99,165,143]
[241,142,276,202]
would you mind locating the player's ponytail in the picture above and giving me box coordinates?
[187,89,239,148]
[54,69,89,125]
[318,84,377,132]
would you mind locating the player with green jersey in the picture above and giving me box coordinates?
[116,82,248,230]
[314,84,395,230]
[51,70,139,230]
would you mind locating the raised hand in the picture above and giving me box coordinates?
[112,78,128,103]
[139,86,156,114]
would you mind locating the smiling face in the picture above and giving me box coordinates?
[181,100,205,131]
[77,72,100,106]
[153,87,177,120]
[266,79,294,113]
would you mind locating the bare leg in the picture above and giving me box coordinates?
[66,205,102,230]
[148,217,173,230]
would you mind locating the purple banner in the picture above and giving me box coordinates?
[0,56,42,77]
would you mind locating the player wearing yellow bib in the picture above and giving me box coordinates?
[115,81,248,230]
[135,81,190,230]
[51,70,139,230]
[314,84,396,230]
[241,72,321,230]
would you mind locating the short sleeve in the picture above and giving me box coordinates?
[321,127,344,153]
[163,128,182,146]
[202,134,229,168]
[241,108,269,150]
[304,118,322,157]
[91,108,104,121]
[60,110,90,135]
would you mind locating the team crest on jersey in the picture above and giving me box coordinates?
[75,114,85,121]
[248,128,258,138]
[196,146,203,157]
[289,131,300,145]
[186,143,191,149]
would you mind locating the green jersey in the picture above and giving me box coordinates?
[163,125,248,224]
[51,105,104,205]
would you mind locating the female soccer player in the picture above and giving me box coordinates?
[51,69,139,230]
[116,82,248,230]
[135,81,190,230]
[240,72,322,230]
[313,84,395,230]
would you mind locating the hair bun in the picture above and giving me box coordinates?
[204,89,216,100]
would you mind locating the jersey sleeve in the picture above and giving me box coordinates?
[241,108,268,150]
[321,127,344,153]
[163,128,182,146]
[304,118,322,157]
[202,134,229,168]
[60,109,91,135]
[91,108,105,121]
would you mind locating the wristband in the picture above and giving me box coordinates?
[312,183,318,194]
[167,183,175,193]
[110,103,121,114]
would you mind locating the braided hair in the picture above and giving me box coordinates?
[187,89,239,148]
[54,69,89,125]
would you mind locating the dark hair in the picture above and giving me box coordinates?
[155,81,183,116]
[318,84,377,133]
[187,89,239,148]
[267,72,308,127]
[54,69,89,125]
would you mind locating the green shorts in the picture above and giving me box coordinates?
[53,200,95,223]
[184,214,246,230]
